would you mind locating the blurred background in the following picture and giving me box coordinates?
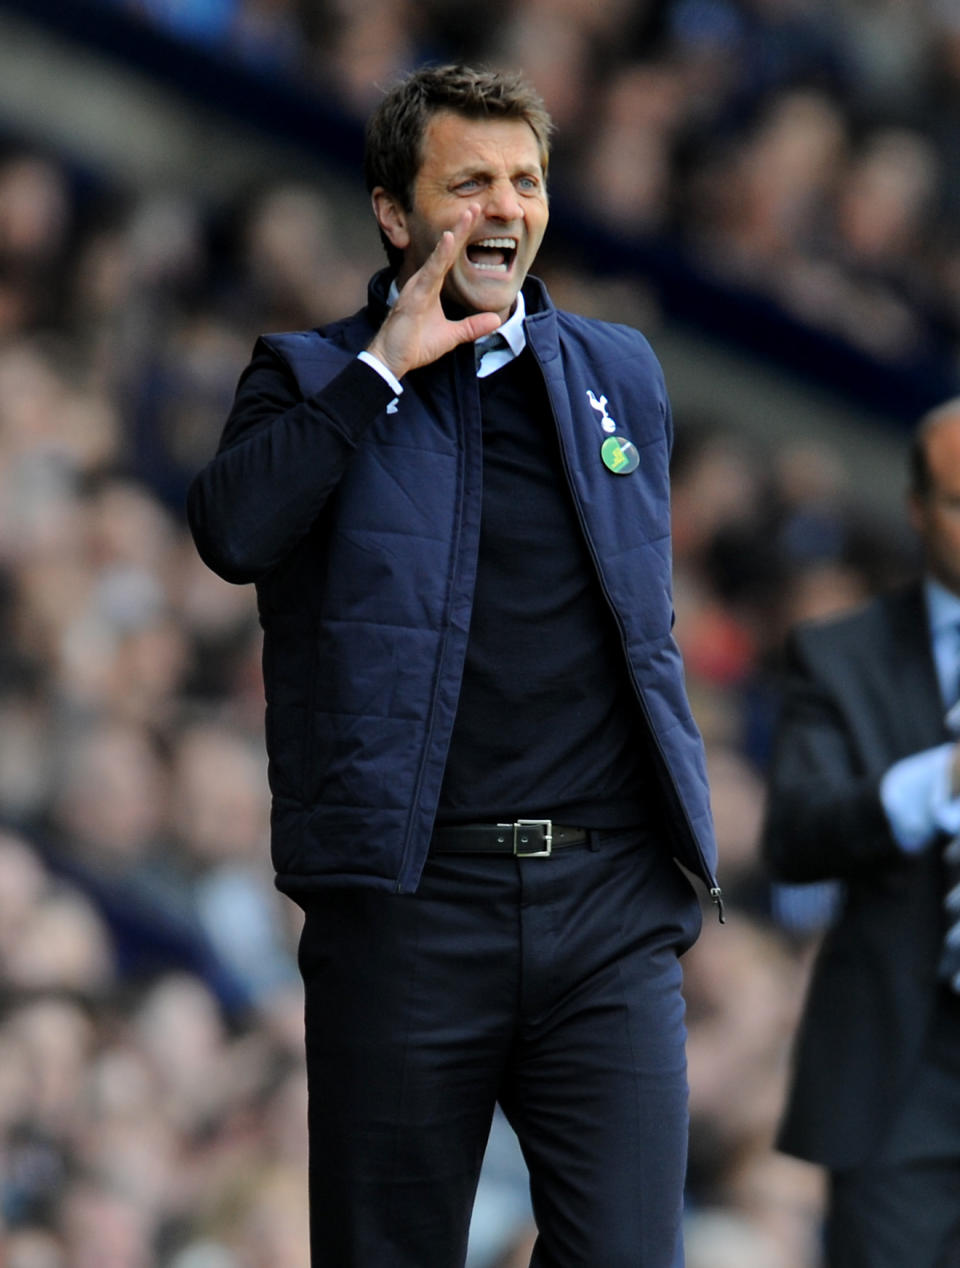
[0,0,954,1264]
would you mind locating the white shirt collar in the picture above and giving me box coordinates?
[491,290,527,357]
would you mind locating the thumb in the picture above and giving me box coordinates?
[450,312,501,346]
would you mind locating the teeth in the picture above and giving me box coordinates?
[468,237,516,271]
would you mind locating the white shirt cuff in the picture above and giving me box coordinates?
[357,350,403,398]
[880,743,960,851]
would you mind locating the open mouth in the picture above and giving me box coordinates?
[465,237,517,272]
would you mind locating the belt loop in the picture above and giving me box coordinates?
[588,829,601,852]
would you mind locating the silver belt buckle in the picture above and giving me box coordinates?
[511,819,552,857]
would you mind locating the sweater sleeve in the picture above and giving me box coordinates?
[187,341,396,585]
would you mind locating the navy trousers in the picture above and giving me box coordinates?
[297,827,703,1267]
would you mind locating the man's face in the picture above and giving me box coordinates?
[375,110,549,323]
[911,414,960,595]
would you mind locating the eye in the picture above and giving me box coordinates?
[454,178,481,193]
[516,175,541,192]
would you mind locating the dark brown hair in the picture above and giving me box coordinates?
[364,63,554,267]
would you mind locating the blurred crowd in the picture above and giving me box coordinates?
[97,0,960,370]
[0,2,940,1265]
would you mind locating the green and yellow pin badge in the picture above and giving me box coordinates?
[601,436,640,475]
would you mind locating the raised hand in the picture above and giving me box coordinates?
[365,205,502,381]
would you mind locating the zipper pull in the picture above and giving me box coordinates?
[709,886,726,924]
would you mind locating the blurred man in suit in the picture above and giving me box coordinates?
[763,398,960,1267]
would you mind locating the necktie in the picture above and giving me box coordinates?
[474,332,509,377]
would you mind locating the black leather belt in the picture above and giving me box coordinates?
[430,819,588,858]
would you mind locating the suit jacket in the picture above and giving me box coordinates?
[762,581,952,1169]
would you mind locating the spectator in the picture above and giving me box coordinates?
[763,398,960,1265]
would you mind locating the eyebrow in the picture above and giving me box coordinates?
[448,162,544,183]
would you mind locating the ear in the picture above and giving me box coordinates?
[371,188,410,252]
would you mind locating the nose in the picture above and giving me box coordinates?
[483,177,523,222]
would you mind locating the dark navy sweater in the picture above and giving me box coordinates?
[437,347,648,828]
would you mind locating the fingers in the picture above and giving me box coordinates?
[414,205,481,293]
[444,204,482,256]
